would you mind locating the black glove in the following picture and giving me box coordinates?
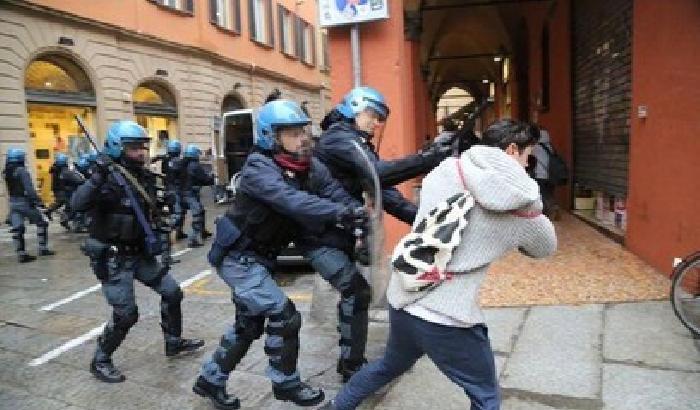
[337,206,369,233]
[421,133,456,161]
[89,154,113,186]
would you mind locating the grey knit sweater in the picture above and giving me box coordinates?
[386,145,557,325]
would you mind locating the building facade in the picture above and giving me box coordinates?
[1,0,331,207]
[326,0,700,275]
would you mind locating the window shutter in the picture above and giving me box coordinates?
[248,0,256,39]
[210,0,218,23]
[266,0,274,47]
[295,17,304,59]
[310,27,316,65]
[234,0,241,32]
[278,5,285,52]
[185,0,194,13]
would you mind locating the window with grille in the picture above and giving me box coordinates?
[249,0,274,47]
[211,0,241,32]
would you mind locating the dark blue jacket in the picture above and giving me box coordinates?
[315,122,436,224]
[226,152,359,256]
[182,159,215,194]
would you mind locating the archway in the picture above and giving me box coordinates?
[133,81,178,158]
[24,53,97,203]
[435,87,474,129]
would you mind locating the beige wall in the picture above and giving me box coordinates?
[0,3,331,214]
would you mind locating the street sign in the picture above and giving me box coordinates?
[319,0,389,27]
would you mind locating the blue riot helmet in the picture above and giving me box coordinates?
[167,140,182,156]
[184,144,201,159]
[76,154,90,172]
[104,120,150,159]
[337,86,390,121]
[255,99,311,150]
[6,148,26,164]
[54,152,69,167]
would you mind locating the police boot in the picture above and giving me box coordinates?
[188,237,204,248]
[165,337,205,357]
[39,249,56,256]
[18,254,37,263]
[202,229,213,239]
[90,358,126,383]
[192,375,240,410]
[272,382,325,407]
[337,358,368,383]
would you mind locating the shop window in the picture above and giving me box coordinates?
[249,0,274,47]
[25,55,97,204]
[133,82,178,159]
[149,0,194,14]
[278,5,295,56]
[294,17,315,66]
[211,0,241,33]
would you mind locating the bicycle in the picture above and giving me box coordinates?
[670,251,700,337]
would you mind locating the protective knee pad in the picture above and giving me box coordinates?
[266,301,302,338]
[235,314,265,341]
[163,285,184,305]
[114,307,139,331]
[341,275,371,311]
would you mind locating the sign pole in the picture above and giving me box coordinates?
[351,23,361,87]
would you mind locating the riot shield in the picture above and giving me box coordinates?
[349,140,390,308]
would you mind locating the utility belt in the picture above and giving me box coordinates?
[207,215,283,267]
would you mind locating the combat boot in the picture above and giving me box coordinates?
[90,358,126,383]
[337,358,368,382]
[272,382,325,407]
[202,229,213,239]
[39,249,56,256]
[193,376,240,410]
[18,254,36,263]
[188,239,204,248]
[165,337,205,357]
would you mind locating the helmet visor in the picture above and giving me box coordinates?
[364,97,390,121]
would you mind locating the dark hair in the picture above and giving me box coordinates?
[480,119,539,150]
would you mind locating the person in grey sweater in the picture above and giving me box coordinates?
[320,119,557,410]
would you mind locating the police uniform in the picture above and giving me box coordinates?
[308,87,454,381]
[71,121,204,383]
[181,145,215,247]
[47,156,85,230]
[194,100,362,410]
[2,148,54,263]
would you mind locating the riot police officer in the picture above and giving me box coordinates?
[151,140,187,241]
[3,148,55,262]
[75,154,92,179]
[307,86,455,381]
[71,121,204,383]
[193,100,366,409]
[181,144,215,248]
[47,153,85,230]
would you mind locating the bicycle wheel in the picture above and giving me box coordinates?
[671,252,700,336]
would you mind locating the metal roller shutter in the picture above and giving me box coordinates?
[572,0,632,197]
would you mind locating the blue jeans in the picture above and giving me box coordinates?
[200,254,301,388]
[333,308,500,410]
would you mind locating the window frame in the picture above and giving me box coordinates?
[294,17,315,67]
[210,0,241,34]
[249,0,275,48]
[148,0,194,15]
[278,5,296,58]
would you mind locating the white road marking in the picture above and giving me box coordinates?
[28,268,212,367]
[38,248,193,312]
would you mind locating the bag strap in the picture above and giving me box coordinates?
[539,142,555,156]
[455,158,468,190]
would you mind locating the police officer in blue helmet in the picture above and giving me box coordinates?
[194,100,366,409]
[151,140,187,241]
[309,86,456,381]
[71,120,204,383]
[3,147,55,262]
[46,152,85,230]
[181,143,215,247]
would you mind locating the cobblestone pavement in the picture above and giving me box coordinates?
[0,204,698,409]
